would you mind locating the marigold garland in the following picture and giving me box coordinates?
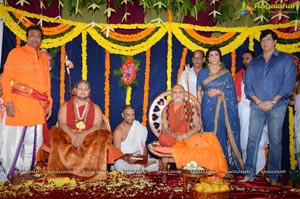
[167,25,172,91]
[109,28,155,42]
[16,36,21,47]
[184,29,236,45]
[104,50,111,119]
[273,29,300,40]
[289,106,296,169]
[142,49,151,126]
[2,5,300,56]
[125,86,132,105]
[13,12,72,36]
[60,45,66,105]
[81,30,87,80]
[231,50,236,79]
[177,48,188,82]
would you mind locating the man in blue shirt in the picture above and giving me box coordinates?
[240,29,296,186]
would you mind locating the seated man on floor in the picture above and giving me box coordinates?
[48,80,122,181]
[158,84,228,177]
[113,105,158,172]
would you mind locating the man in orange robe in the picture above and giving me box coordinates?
[47,80,122,181]
[158,84,228,177]
[1,25,52,184]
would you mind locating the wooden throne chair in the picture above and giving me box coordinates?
[147,90,200,183]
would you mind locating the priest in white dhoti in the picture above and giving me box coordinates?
[113,105,158,172]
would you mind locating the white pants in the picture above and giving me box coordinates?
[0,118,43,181]
[239,103,269,174]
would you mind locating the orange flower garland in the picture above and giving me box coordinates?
[177,48,188,82]
[13,12,73,36]
[60,45,66,105]
[184,30,236,45]
[273,29,300,39]
[109,28,155,42]
[104,50,111,118]
[231,50,236,79]
[142,49,151,126]
[16,36,21,47]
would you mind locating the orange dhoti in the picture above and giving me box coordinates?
[47,127,123,181]
[172,132,228,177]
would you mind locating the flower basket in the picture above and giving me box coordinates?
[192,175,230,199]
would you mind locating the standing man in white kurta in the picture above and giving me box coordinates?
[113,105,157,172]
[178,50,205,98]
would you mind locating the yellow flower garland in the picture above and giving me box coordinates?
[60,45,66,105]
[166,23,172,91]
[231,50,236,79]
[142,49,151,126]
[81,30,87,80]
[125,86,132,105]
[177,47,188,82]
[2,5,299,56]
[289,106,296,169]
[104,50,111,118]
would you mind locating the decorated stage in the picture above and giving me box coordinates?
[0,170,299,199]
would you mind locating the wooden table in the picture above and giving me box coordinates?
[148,143,175,183]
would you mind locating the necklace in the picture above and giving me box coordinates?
[75,103,88,120]
[173,104,186,128]
[74,101,89,131]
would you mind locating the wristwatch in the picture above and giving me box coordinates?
[271,100,277,105]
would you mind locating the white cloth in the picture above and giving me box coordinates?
[178,66,198,98]
[294,94,300,167]
[114,120,158,172]
[238,82,268,174]
[0,121,43,182]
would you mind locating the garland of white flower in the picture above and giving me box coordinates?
[126,86,132,105]
[289,106,296,169]
[81,30,87,80]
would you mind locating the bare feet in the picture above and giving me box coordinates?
[20,173,37,180]
[239,176,253,183]
[9,172,22,185]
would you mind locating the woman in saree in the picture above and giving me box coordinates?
[197,46,244,171]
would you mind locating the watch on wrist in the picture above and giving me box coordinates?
[272,100,277,105]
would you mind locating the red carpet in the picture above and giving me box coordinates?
[0,171,299,199]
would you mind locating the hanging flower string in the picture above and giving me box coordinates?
[289,105,296,169]
[104,50,111,119]
[142,49,151,126]
[16,36,21,47]
[231,50,236,79]
[113,56,140,104]
[60,45,66,105]
[82,30,87,80]
[177,48,188,82]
